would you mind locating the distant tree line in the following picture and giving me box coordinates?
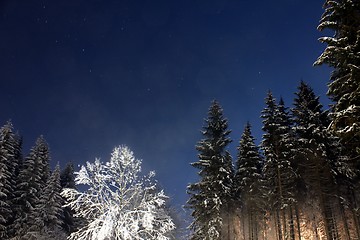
[187,0,360,239]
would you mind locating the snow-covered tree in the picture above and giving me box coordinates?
[314,0,360,160]
[234,122,263,240]
[60,163,75,189]
[235,122,262,203]
[292,81,351,170]
[62,145,175,240]
[261,92,298,240]
[60,162,77,234]
[291,81,349,178]
[187,100,234,240]
[25,164,65,239]
[292,81,355,239]
[12,136,51,238]
[0,121,20,238]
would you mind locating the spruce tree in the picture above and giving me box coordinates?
[234,122,263,240]
[60,162,76,234]
[291,81,353,239]
[36,136,50,187]
[26,164,64,239]
[0,121,19,238]
[187,100,234,240]
[13,136,51,238]
[314,0,360,161]
[261,92,298,240]
[60,162,75,189]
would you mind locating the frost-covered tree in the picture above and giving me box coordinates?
[0,121,20,238]
[235,122,262,204]
[187,100,234,240]
[292,81,355,239]
[60,162,77,234]
[12,136,51,238]
[261,92,298,240]
[25,164,64,239]
[60,163,75,189]
[62,145,175,240]
[314,0,360,160]
[291,81,348,178]
[234,122,263,240]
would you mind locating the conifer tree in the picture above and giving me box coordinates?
[13,135,23,178]
[8,132,23,239]
[60,162,76,234]
[0,121,19,238]
[291,81,353,239]
[261,92,298,240]
[234,122,263,240]
[36,136,50,187]
[26,164,64,239]
[60,162,75,189]
[12,136,51,238]
[187,100,234,240]
[314,0,360,161]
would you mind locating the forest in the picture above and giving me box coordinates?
[187,0,360,239]
[0,0,359,239]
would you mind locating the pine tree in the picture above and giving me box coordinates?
[0,121,19,238]
[13,135,23,178]
[314,0,360,161]
[60,162,76,234]
[187,100,234,240]
[261,92,298,240]
[26,164,64,239]
[7,132,23,239]
[12,136,51,238]
[36,136,50,187]
[60,162,75,189]
[234,122,263,240]
[291,81,354,239]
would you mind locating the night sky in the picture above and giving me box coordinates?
[0,0,331,210]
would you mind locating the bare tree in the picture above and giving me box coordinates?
[62,145,175,240]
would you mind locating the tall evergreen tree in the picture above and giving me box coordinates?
[26,164,64,239]
[234,122,263,240]
[12,136,51,238]
[8,132,23,239]
[291,81,353,239]
[60,162,76,234]
[12,135,23,178]
[187,100,234,240]
[314,0,360,161]
[0,121,19,238]
[261,92,298,240]
[60,162,75,189]
[36,136,50,187]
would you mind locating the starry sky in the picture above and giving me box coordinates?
[0,0,331,210]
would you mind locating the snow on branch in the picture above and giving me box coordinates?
[62,145,175,240]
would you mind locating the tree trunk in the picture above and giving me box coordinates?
[288,205,295,240]
[276,210,283,240]
[338,197,351,240]
[351,187,360,239]
[295,204,301,240]
[282,208,287,239]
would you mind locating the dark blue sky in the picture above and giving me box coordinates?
[0,0,331,208]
